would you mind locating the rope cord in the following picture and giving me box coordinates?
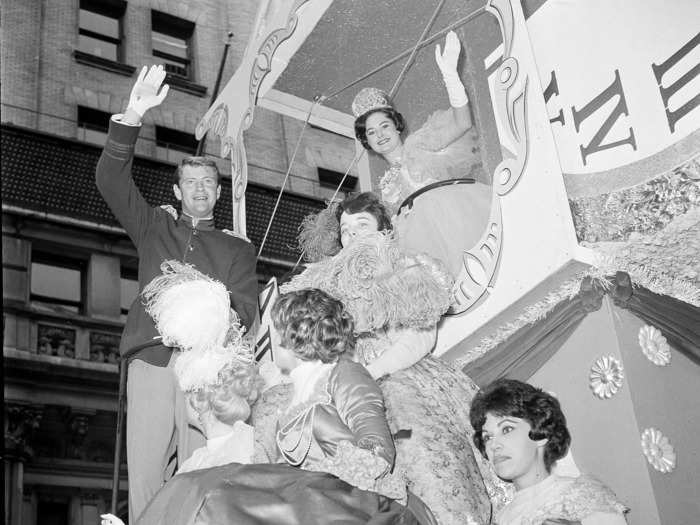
[256,98,320,258]
[318,7,483,103]
[389,0,446,97]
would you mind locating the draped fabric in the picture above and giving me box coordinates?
[609,272,700,366]
[136,462,421,525]
[465,272,700,386]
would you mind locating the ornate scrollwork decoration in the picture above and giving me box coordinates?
[195,1,313,232]
[4,404,44,460]
[449,0,530,314]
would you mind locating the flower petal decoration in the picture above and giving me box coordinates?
[641,427,676,473]
[589,356,624,399]
[638,325,671,366]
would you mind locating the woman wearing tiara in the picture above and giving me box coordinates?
[279,191,510,525]
[352,30,491,279]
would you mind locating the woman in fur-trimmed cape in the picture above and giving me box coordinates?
[275,192,511,525]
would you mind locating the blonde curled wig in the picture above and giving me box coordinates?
[271,288,355,363]
[187,361,264,425]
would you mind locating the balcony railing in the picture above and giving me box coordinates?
[4,300,123,370]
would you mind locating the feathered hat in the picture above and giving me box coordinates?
[298,200,343,263]
[142,260,254,391]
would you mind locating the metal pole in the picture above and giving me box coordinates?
[110,358,128,514]
[196,32,234,156]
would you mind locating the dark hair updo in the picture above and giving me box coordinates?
[354,108,406,151]
[470,378,571,472]
[271,288,355,364]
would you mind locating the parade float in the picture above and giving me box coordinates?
[195,1,700,523]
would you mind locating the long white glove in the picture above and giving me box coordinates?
[127,65,170,117]
[435,31,468,108]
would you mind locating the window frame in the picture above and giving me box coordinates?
[119,264,139,321]
[77,106,111,145]
[30,251,88,315]
[77,0,126,63]
[155,125,198,163]
[151,10,195,81]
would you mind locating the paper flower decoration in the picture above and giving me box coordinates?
[589,356,624,399]
[641,427,676,473]
[638,325,671,366]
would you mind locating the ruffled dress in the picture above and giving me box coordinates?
[380,108,492,279]
[496,474,628,525]
[280,233,510,525]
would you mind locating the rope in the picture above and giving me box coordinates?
[256,98,320,258]
[318,7,483,103]
[389,0,446,97]
[288,147,366,273]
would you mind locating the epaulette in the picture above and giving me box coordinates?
[159,204,178,220]
[222,229,251,243]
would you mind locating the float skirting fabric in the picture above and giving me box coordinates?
[135,462,422,525]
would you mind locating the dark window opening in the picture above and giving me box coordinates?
[317,167,358,192]
[78,0,126,62]
[77,106,111,145]
[155,126,198,164]
[37,500,70,525]
[151,10,195,80]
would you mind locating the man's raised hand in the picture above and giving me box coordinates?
[127,65,170,118]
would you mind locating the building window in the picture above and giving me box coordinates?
[30,252,86,314]
[120,266,139,323]
[77,106,110,145]
[155,126,198,164]
[151,11,194,80]
[317,167,358,193]
[78,0,126,62]
[37,500,69,525]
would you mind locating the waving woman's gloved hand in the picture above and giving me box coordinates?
[435,31,468,108]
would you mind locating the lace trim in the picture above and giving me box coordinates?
[307,440,407,501]
[524,476,627,525]
[276,367,333,466]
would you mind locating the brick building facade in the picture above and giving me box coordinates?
[2,1,356,523]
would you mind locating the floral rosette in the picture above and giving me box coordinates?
[637,325,671,366]
[641,427,676,473]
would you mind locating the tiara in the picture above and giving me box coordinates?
[351,87,393,118]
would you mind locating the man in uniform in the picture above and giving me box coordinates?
[96,65,258,522]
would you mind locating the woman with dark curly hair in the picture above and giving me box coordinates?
[470,379,628,525]
[269,288,408,501]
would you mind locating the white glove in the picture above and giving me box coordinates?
[100,514,125,525]
[435,31,468,108]
[127,65,170,117]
